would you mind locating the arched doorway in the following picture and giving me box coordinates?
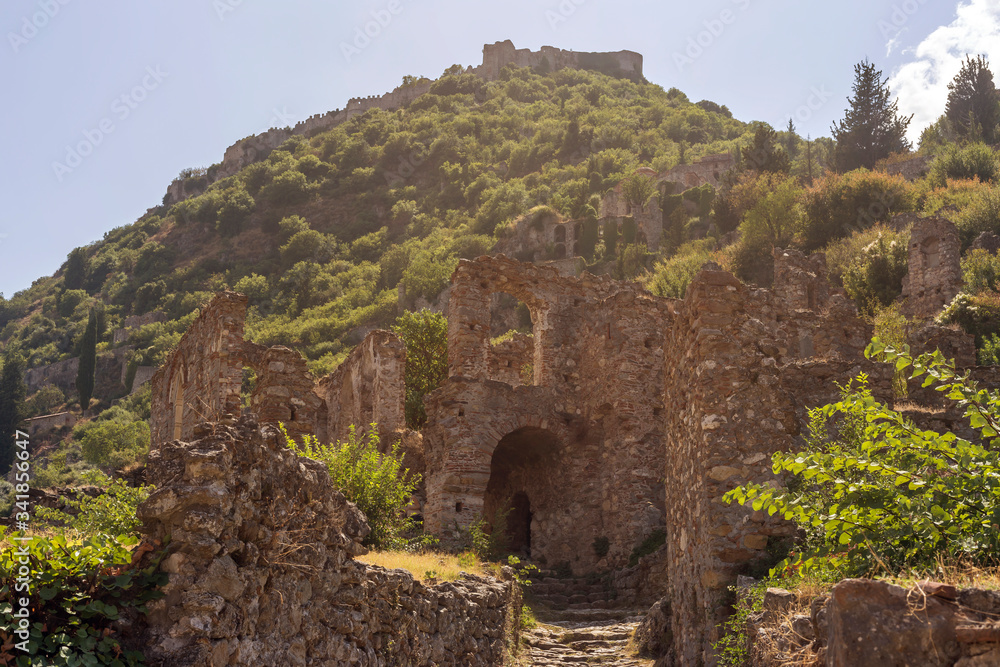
[482,427,560,559]
[507,492,531,555]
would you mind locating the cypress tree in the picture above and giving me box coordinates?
[0,349,26,475]
[831,59,912,172]
[77,308,98,412]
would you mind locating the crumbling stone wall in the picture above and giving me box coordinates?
[902,216,963,320]
[138,417,520,667]
[318,330,407,444]
[660,153,733,190]
[423,256,672,572]
[478,40,643,80]
[150,292,247,445]
[150,292,406,451]
[661,259,883,665]
[494,209,583,262]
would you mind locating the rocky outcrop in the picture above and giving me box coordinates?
[138,416,521,666]
[747,580,1000,666]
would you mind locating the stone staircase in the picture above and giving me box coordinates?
[521,572,653,666]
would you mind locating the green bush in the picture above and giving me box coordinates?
[937,291,1000,347]
[79,420,151,470]
[285,424,420,550]
[962,248,1000,294]
[0,529,166,666]
[392,310,448,428]
[842,232,909,315]
[37,475,151,537]
[644,240,716,298]
[979,333,1000,366]
[803,169,916,250]
[930,142,999,186]
[956,187,1000,246]
[725,340,1000,576]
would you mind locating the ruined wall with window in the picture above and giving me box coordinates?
[317,329,406,444]
[422,256,672,573]
[150,292,406,451]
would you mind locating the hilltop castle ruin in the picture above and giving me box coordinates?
[162,41,644,207]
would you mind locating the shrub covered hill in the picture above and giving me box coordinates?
[1,64,752,379]
[4,53,1000,457]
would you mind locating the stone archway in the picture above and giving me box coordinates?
[482,426,560,560]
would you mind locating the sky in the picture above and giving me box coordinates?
[1,0,997,297]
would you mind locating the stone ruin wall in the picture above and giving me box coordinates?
[137,417,519,667]
[144,248,996,664]
[661,258,891,664]
[902,216,964,320]
[150,292,406,452]
[318,330,407,444]
[422,256,671,573]
[477,40,642,81]
[150,292,246,446]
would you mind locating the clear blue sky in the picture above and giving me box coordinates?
[1,0,994,296]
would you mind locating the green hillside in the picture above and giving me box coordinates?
[0,65,749,377]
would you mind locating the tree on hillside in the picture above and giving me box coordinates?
[946,55,1000,144]
[737,123,790,174]
[391,310,448,429]
[621,172,657,212]
[0,348,26,475]
[63,248,88,291]
[832,60,912,171]
[77,308,98,413]
[784,118,800,161]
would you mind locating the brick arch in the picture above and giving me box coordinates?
[423,387,575,539]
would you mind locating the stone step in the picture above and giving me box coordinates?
[534,607,644,624]
[524,620,653,666]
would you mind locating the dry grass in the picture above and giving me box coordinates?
[355,550,496,583]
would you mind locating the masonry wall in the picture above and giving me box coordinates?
[902,216,963,320]
[150,292,408,451]
[138,417,520,667]
[150,292,246,446]
[661,252,888,664]
[318,329,407,444]
[423,256,671,572]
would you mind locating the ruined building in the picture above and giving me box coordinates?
[901,215,963,320]
[148,236,985,663]
[149,292,406,449]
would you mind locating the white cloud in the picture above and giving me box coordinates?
[888,0,1000,143]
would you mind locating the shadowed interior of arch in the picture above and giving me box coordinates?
[482,426,561,558]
